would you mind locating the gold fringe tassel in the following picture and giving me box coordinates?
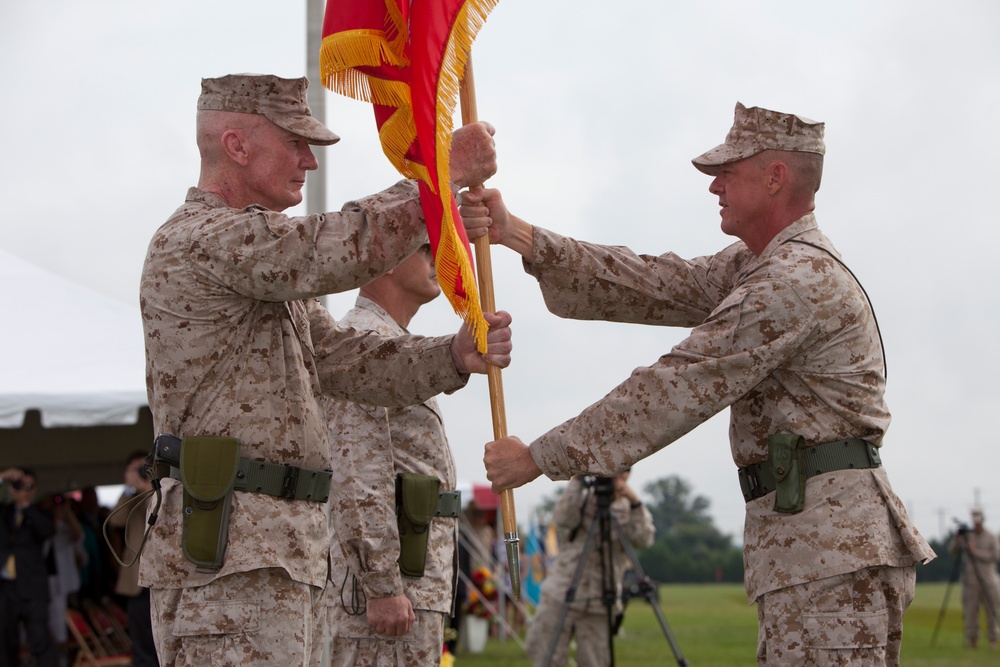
[320,0,501,352]
[432,0,500,352]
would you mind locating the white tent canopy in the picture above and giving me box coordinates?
[0,249,150,493]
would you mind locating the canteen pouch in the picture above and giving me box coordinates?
[769,434,806,514]
[396,473,440,578]
[179,436,241,571]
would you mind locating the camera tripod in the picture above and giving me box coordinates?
[931,522,1000,647]
[543,482,688,666]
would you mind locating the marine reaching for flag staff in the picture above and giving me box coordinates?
[319,0,522,598]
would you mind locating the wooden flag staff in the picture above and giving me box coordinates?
[459,56,520,600]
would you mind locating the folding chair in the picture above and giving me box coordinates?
[81,599,129,656]
[64,608,132,667]
[99,597,132,652]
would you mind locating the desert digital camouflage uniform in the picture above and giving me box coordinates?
[325,296,458,666]
[520,216,935,664]
[140,182,471,666]
[524,476,654,667]
[948,525,1000,647]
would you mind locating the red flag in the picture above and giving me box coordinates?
[320,0,498,351]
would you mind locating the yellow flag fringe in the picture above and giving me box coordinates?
[430,0,498,351]
[320,0,500,352]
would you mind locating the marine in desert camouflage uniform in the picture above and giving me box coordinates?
[325,244,461,666]
[524,472,654,667]
[463,102,936,665]
[139,74,511,667]
[948,508,1000,649]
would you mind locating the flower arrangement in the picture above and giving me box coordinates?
[464,566,498,619]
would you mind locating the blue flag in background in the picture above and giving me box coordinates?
[522,518,545,606]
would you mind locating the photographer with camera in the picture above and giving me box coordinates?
[108,452,159,666]
[948,508,1000,650]
[0,467,57,666]
[524,470,654,667]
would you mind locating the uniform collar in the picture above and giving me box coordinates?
[758,213,819,259]
[353,295,404,334]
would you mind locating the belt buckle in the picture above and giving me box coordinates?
[281,465,300,499]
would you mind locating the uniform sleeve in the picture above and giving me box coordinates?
[622,504,655,550]
[975,533,1000,564]
[524,227,753,327]
[306,301,469,407]
[529,277,819,479]
[189,181,427,302]
[327,399,404,599]
[551,477,587,531]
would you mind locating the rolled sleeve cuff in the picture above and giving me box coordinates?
[530,433,573,481]
[359,569,405,599]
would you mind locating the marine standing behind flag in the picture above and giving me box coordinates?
[320,0,522,598]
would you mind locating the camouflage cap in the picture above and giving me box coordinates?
[692,102,824,175]
[198,74,340,146]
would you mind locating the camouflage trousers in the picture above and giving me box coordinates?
[150,568,326,667]
[524,596,612,667]
[328,601,445,667]
[756,565,915,666]
[961,576,1000,645]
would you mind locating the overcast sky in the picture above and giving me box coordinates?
[2,1,998,543]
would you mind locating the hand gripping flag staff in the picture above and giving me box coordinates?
[320,0,520,599]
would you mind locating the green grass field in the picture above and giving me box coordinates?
[454,583,997,666]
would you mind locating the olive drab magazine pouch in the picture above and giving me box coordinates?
[179,436,241,571]
[396,472,440,578]
[769,434,806,514]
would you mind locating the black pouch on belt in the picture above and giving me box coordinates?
[179,436,241,571]
[395,472,440,578]
[769,434,806,514]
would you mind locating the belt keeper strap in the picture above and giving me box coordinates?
[434,491,462,518]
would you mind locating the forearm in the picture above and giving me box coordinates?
[524,227,727,327]
[313,326,467,407]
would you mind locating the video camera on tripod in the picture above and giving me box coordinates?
[954,519,972,536]
[581,474,615,496]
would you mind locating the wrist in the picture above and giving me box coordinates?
[505,215,535,258]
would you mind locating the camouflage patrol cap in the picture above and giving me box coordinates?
[198,74,340,146]
[692,102,824,175]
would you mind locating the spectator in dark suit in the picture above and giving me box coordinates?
[0,468,58,667]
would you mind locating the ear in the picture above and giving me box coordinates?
[766,161,789,195]
[220,129,250,167]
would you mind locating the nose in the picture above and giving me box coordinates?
[302,145,319,171]
[708,175,724,195]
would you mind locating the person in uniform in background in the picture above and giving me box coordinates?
[948,508,1000,649]
[108,451,159,666]
[139,73,511,667]
[464,102,936,665]
[525,470,654,667]
[0,468,57,667]
[326,243,461,665]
